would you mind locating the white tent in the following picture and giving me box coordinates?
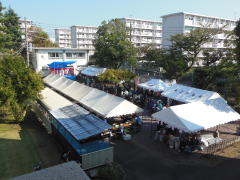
[138,79,170,92]
[161,84,223,103]
[43,74,143,118]
[81,67,106,77]
[40,87,73,110]
[152,99,240,133]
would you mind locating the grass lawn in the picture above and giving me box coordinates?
[214,142,240,159]
[0,112,62,180]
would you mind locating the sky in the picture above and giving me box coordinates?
[1,0,240,38]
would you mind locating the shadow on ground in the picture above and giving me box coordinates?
[0,111,63,180]
[113,121,240,180]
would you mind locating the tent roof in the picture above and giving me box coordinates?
[138,79,170,92]
[161,84,222,103]
[152,99,240,132]
[50,104,111,141]
[81,67,106,76]
[11,161,90,180]
[40,87,73,110]
[44,74,143,118]
[48,61,76,69]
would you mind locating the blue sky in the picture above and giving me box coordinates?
[1,0,240,37]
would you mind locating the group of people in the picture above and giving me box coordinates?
[77,75,169,114]
[155,122,204,152]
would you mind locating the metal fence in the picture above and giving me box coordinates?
[202,136,240,154]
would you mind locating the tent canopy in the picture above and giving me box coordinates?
[81,67,106,77]
[152,99,240,133]
[48,61,76,69]
[161,84,223,103]
[40,87,73,110]
[138,79,170,92]
[44,74,143,118]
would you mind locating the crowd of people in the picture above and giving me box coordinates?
[77,74,168,114]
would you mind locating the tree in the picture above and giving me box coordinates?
[93,19,137,69]
[234,19,240,63]
[30,27,58,47]
[98,69,135,84]
[0,3,22,52]
[0,55,44,122]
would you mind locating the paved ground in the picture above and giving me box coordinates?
[113,122,240,180]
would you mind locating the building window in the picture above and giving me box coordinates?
[48,52,63,58]
[66,52,85,58]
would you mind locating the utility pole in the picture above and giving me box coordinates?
[24,17,29,67]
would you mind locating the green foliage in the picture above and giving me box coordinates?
[234,19,240,64]
[0,55,44,122]
[0,3,22,52]
[93,19,137,69]
[98,69,136,83]
[30,27,58,47]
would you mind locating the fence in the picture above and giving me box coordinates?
[202,136,240,154]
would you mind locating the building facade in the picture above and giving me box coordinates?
[31,47,90,75]
[162,12,236,49]
[55,29,71,48]
[119,18,162,48]
[19,19,34,42]
[71,25,97,50]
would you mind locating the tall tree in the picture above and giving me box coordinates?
[30,27,58,47]
[93,19,137,69]
[234,19,240,64]
[0,55,44,122]
[0,3,22,52]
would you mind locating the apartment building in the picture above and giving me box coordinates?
[55,29,71,48]
[119,18,162,48]
[19,19,33,41]
[162,12,236,49]
[71,25,97,50]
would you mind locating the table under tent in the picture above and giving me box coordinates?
[34,87,113,170]
[151,98,240,152]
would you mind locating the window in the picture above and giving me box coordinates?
[66,52,85,58]
[48,52,63,58]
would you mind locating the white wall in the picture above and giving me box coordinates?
[162,14,185,48]
[32,49,89,73]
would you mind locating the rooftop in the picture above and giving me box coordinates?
[161,12,236,22]
[10,161,90,180]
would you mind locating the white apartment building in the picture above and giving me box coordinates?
[19,19,33,42]
[55,29,71,48]
[162,12,236,49]
[71,25,97,50]
[31,47,90,75]
[119,18,162,48]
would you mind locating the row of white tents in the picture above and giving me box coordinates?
[44,73,143,118]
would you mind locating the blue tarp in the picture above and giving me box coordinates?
[64,74,76,80]
[48,61,76,69]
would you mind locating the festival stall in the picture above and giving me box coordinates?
[35,87,113,170]
[81,66,106,77]
[44,74,143,118]
[152,98,240,151]
[138,79,170,92]
[161,84,225,105]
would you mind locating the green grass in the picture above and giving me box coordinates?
[0,113,62,180]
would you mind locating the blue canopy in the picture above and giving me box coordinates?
[48,61,76,69]
[64,74,76,80]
